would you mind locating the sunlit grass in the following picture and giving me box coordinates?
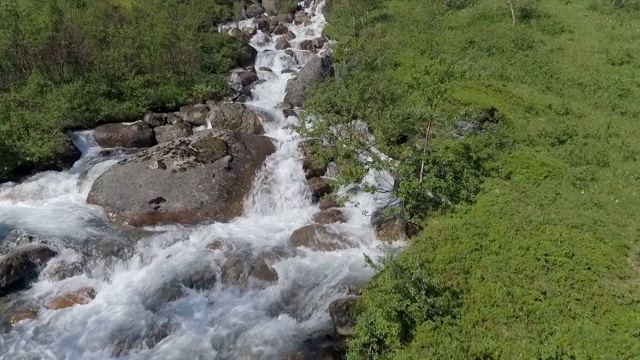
[315,0,640,358]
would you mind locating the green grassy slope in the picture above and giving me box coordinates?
[311,0,640,358]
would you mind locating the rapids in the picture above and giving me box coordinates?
[0,1,399,358]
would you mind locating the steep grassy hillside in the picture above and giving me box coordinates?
[308,0,640,358]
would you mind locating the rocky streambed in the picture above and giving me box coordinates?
[0,1,405,359]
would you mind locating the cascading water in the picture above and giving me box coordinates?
[0,1,399,359]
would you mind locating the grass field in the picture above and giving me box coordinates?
[310,0,640,358]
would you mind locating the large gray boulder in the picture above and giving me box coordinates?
[154,122,193,143]
[0,245,57,296]
[206,102,265,134]
[283,54,334,108]
[87,130,276,227]
[180,104,209,126]
[93,122,155,148]
[289,224,352,251]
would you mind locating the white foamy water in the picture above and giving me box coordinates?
[0,2,399,359]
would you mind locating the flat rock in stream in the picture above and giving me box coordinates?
[87,130,276,227]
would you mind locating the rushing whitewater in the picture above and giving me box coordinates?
[0,1,397,359]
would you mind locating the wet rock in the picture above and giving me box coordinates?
[307,177,332,201]
[289,224,351,251]
[43,259,86,281]
[312,209,346,224]
[154,122,193,143]
[206,102,265,134]
[371,209,407,242]
[238,70,259,87]
[276,37,291,50]
[284,332,347,360]
[87,131,276,227]
[282,68,296,75]
[318,196,338,210]
[347,285,363,296]
[166,113,182,124]
[329,296,358,336]
[254,17,269,30]
[244,3,265,18]
[230,28,246,41]
[0,245,58,296]
[0,232,57,255]
[47,287,96,310]
[275,13,294,23]
[312,36,327,49]
[284,30,296,41]
[283,108,297,118]
[272,23,289,35]
[179,104,209,126]
[110,322,171,357]
[302,156,327,179]
[143,112,166,128]
[141,281,187,312]
[206,240,225,251]
[10,309,39,325]
[294,15,311,25]
[284,53,334,108]
[184,264,218,290]
[243,26,257,38]
[221,253,278,286]
[299,39,314,51]
[93,122,155,149]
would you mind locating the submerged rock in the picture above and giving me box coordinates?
[312,209,346,224]
[221,251,280,286]
[0,245,58,296]
[93,122,155,149]
[87,131,276,227]
[9,309,39,325]
[289,224,351,251]
[110,322,171,357]
[47,287,96,310]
